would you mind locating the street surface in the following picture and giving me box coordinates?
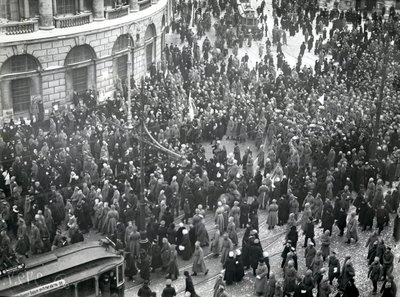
[122,0,400,295]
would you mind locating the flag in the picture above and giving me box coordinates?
[188,92,195,120]
[318,94,325,105]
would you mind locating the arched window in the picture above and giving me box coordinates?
[144,24,156,70]
[0,55,42,114]
[65,45,96,94]
[112,34,134,85]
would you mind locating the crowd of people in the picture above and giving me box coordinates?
[1,0,400,295]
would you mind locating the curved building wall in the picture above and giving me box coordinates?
[0,0,171,121]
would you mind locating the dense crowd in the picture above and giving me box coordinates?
[1,0,400,296]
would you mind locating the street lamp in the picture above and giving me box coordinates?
[126,45,133,128]
[139,76,146,231]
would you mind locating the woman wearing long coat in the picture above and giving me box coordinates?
[196,220,210,247]
[227,217,238,245]
[234,249,244,282]
[320,230,331,261]
[224,251,236,285]
[283,262,297,295]
[246,153,254,178]
[161,238,171,270]
[192,242,208,275]
[210,228,221,256]
[215,208,225,234]
[393,206,400,241]
[150,239,163,271]
[105,205,119,236]
[267,200,278,229]
[128,228,141,259]
[255,260,268,295]
[264,273,277,297]
[229,201,241,229]
[220,234,233,266]
[346,213,359,243]
[180,229,193,260]
[305,243,316,269]
[167,245,179,280]
[301,203,312,232]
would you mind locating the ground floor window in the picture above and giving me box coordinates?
[116,55,128,83]
[11,78,31,113]
[146,43,153,70]
[72,67,88,93]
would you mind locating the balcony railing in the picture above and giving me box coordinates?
[105,5,130,19]
[54,12,92,28]
[0,19,38,35]
[139,0,152,10]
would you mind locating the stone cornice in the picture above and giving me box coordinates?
[0,0,167,46]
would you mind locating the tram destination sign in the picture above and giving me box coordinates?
[15,279,66,297]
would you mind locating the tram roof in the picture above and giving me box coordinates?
[0,241,123,292]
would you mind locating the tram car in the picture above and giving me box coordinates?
[237,0,262,38]
[0,241,125,297]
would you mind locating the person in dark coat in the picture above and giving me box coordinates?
[328,251,340,285]
[342,277,359,297]
[180,229,193,260]
[125,251,138,280]
[234,249,245,282]
[368,257,383,294]
[321,201,334,235]
[138,280,153,297]
[286,226,298,249]
[380,275,397,297]
[150,239,163,272]
[249,239,263,276]
[263,251,271,278]
[240,201,250,228]
[176,223,185,246]
[376,205,389,235]
[189,225,197,252]
[281,241,292,268]
[367,241,378,265]
[139,250,151,282]
[303,217,315,247]
[224,251,236,285]
[158,221,168,246]
[167,223,177,245]
[393,206,400,242]
[162,279,177,297]
[360,201,375,231]
[336,208,347,236]
[278,195,290,226]
[184,270,199,297]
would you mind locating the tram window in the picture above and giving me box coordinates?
[117,264,124,286]
[41,285,75,297]
[77,278,96,296]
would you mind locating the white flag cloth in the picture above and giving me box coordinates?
[318,94,325,105]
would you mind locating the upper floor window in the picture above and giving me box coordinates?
[0,0,10,20]
[57,0,75,15]
[0,0,37,21]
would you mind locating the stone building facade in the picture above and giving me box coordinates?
[0,0,172,121]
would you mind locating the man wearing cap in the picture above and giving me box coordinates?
[382,247,394,280]
[162,279,177,297]
[138,280,153,297]
[249,238,263,276]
